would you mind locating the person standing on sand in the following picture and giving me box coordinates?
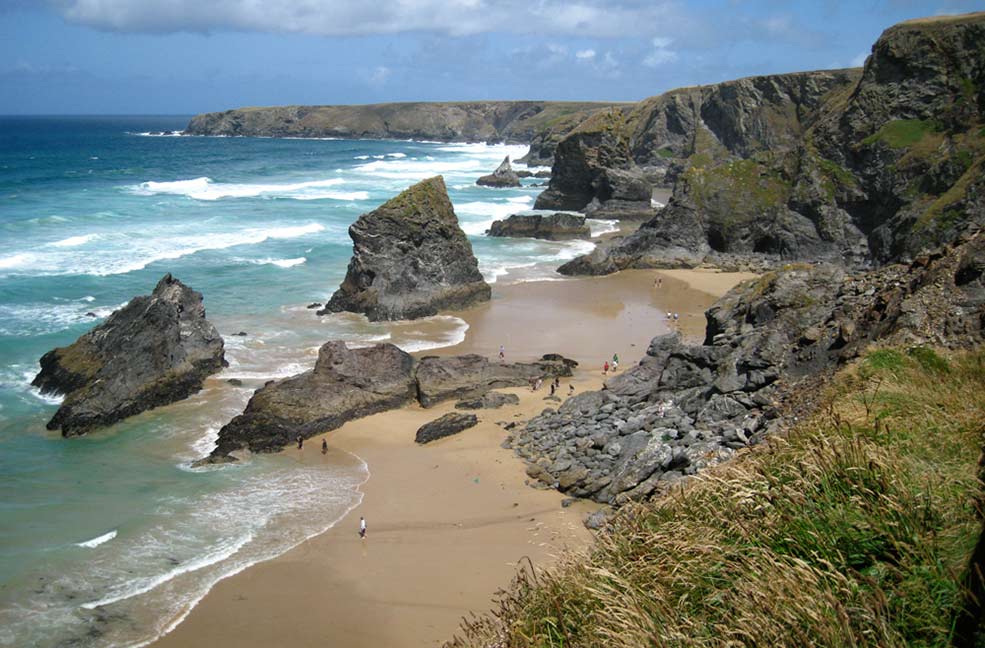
[297,435,303,450]
[612,352,619,371]
[499,345,505,363]
[321,438,328,454]
[569,384,575,395]
[603,361,609,375]
[359,516,367,539]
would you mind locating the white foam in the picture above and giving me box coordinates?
[50,234,97,248]
[0,252,35,270]
[395,315,469,353]
[250,257,307,268]
[0,223,326,279]
[81,296,96,303]
[81,532,255,610]
[387,152,406,158]
[587,219,619,237]
[220,362,311,381]
[76,530,117,549]
[132,177,351,201]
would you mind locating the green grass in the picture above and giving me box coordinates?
[863,119,940,149]
[452,346,985,648]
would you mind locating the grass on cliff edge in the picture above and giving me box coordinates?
[451,346,985,648]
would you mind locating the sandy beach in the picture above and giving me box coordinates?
[154,267,755,648]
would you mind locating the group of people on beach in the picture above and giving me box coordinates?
[295,435,329,455]
[603,352,620,375]
[530,374,573,396]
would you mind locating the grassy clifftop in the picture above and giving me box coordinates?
[453,346,985,647]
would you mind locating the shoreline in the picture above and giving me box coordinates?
[153,267,754,648]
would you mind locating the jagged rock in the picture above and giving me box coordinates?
[510,231,985,504]
[306,303,322,309]
[455,392,521,410]
[487,213,591,240]
[555,14,985,275]
[320,176,490,321]
[584,509,609,530]
[583,168,656,220]
[226,378,243,387]
[32,274,226,436]
[416,353,577,407]
[206,342,416,460]
[477,156,521,188]
[415,413,479,444]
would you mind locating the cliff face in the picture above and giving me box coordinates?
[555,12,985,274]
[186,101,618,156]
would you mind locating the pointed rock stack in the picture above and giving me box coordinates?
[33,274,226,436]
[476,155,521,188]
[320,176,491,321]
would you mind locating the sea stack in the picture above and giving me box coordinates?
[476,156,521,188]
[33,274,226,436]
[320,176,491,321]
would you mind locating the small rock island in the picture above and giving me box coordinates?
[320,176,491,321]
[33,274,226,436]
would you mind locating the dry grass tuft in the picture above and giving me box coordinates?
[450,346,985,647]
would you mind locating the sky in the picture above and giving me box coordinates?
[0,0,980,115]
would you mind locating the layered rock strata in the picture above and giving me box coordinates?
[321,176,491,321]
[487,213,590,240]
[556,13,985,274]
[33,274,226,436]
[511,230,985,504]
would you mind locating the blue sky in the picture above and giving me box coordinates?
[0,0,980,114]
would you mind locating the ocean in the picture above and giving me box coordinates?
[0,115,612,647]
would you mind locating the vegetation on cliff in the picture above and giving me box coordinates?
[453,345,985,647]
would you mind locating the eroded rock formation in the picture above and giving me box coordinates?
[33,274,226,436]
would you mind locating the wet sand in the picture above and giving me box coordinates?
[154,268,753,648]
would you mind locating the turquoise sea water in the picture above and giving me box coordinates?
[0,116,609,646]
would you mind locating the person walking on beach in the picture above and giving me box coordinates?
[321,438,328,454]
[499,345,505,363]
[569,384,575,395]
[359,516,367,539]
[612,352,619,372]
[550,382,556,397]
[603,361,609,375]
[296,435,303,450]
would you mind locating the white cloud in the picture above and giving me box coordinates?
[368,65,390,85]
[49,0,687,38]
[643,36,677,67]
[576,49,596,61]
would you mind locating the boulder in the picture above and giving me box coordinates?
[32,274,225,436]
[415,413,479,444]
[416,354,576,407]
[487,213,591,241]
[476,156,521,188]
[455,392,521,410]
[320,176,490,321]
[206,342,416,460]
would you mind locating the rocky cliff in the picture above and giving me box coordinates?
[512,229,985,503]
[33,274,226,436]
[553,12,985,274]
[321,176,491,321]
[476,156,521,188]
[185,101,619,157]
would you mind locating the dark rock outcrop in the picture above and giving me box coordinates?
[487,213,591,241]
[33,274,226,436]
[555,13,985,274]
[320,176,491,321]
[476,156,521,188]
[416,354,577,407]
[455,391,521,410]
[208,342,416,459]
[511,230,985,503]
[415,413,479,444]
